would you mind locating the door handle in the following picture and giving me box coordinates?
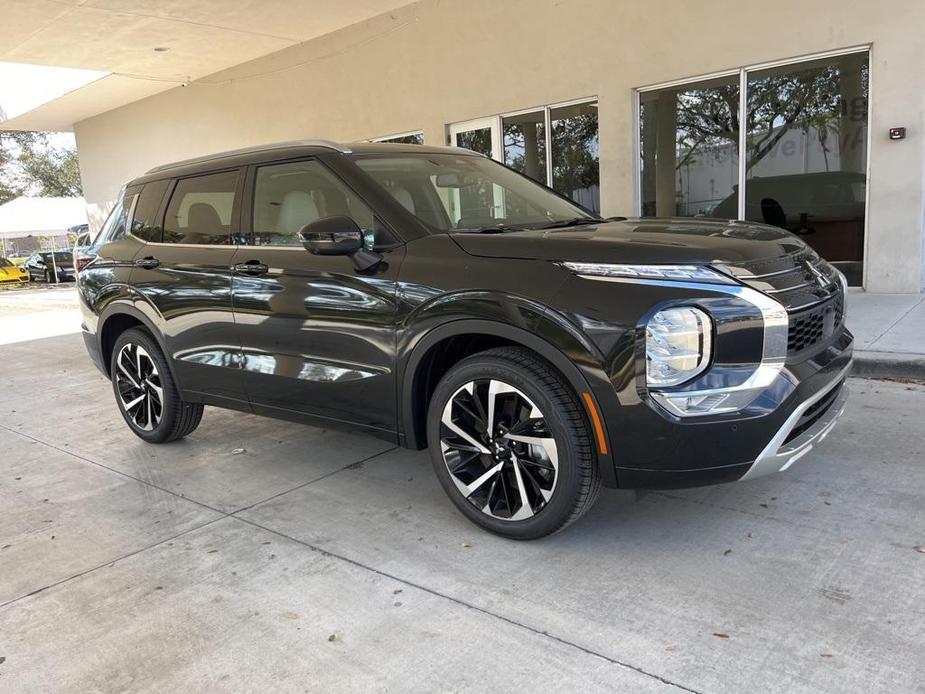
[135,256,160,269]
[232,260,269,276]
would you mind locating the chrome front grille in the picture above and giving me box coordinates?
[719,248,845,358]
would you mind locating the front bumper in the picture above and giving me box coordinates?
[739,366,849,480]
[603,327,853,490]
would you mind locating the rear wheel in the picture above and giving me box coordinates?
[110,328,203,443]
[427,347,601,540]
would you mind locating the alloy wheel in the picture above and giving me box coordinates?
[439,379,558,521]
[114,343,163,431]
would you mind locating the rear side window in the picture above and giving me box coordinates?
[131,179,170,242]
[163,170,239,245]
[95,193,132,245]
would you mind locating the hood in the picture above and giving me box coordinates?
[450,217,808,266]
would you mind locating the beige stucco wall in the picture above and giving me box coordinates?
[74,0,925,291]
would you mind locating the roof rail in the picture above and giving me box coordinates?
[145,139,352,174]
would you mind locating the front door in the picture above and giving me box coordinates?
[231,158,404,435]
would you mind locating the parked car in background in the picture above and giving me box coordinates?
[0,257,29,284]
[78,140,852,539]
[6,251,30,267]
[24,251,76,282]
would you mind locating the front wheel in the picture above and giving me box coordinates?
[110,328,203,443]
[427,347,601,540]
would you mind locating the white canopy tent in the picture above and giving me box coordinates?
[0,196,88,240]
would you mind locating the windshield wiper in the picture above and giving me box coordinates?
[536,217,603,230]
[459,223,532,234]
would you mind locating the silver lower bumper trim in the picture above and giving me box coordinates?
[740,365,850,481]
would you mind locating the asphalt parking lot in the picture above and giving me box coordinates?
[1,323,923,692]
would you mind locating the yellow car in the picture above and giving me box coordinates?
[0,257,29,284]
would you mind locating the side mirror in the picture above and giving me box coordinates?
[297,215,383,272]
[298,216,363,256]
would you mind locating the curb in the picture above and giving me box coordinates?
[851,351,925,381]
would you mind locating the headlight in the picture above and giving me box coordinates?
[646,307,712,387]
[836,269,848,320]
[560,262,736,284]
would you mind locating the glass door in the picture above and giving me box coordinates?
[448,117,505,224]
[449,116,501,159]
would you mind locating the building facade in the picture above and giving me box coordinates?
[70,0,925,292]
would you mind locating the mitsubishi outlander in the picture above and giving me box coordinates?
[78,140,852,539]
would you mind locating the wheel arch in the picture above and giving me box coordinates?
[399,318,618,486]
[97,301,175,384]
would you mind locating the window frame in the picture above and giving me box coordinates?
[241,155,401,250]
[633,45,872,285]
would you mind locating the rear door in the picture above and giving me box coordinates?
[129,169,249,405]
[231,157,404,433]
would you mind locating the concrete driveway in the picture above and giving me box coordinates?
[1,331,923,693]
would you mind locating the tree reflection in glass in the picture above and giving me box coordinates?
[551,101,600,213]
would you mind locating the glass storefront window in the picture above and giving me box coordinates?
[744,53,868,285]
[455,127,493,158]
[502,111,546,183]
[450,98,600,213]
[551,101,600,212]
[638,50,869,285]
[372,132,424,145]
[639,75,740,218]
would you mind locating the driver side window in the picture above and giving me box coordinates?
[252,159,385,248]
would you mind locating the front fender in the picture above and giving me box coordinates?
[397,292,620,486]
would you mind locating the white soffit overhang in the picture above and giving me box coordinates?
[0,0,414,132]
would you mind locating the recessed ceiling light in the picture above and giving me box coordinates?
[153,47,170,53]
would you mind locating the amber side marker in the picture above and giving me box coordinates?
[581,392,608,455]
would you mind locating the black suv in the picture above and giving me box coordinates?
[78,140,852,539]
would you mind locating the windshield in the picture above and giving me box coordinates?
[0,258,11,267]
[354,153,596,232]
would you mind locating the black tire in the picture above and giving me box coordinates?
[427,346,601,540]
[110,328,203,443]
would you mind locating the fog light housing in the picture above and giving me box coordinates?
[646,307,712,387]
